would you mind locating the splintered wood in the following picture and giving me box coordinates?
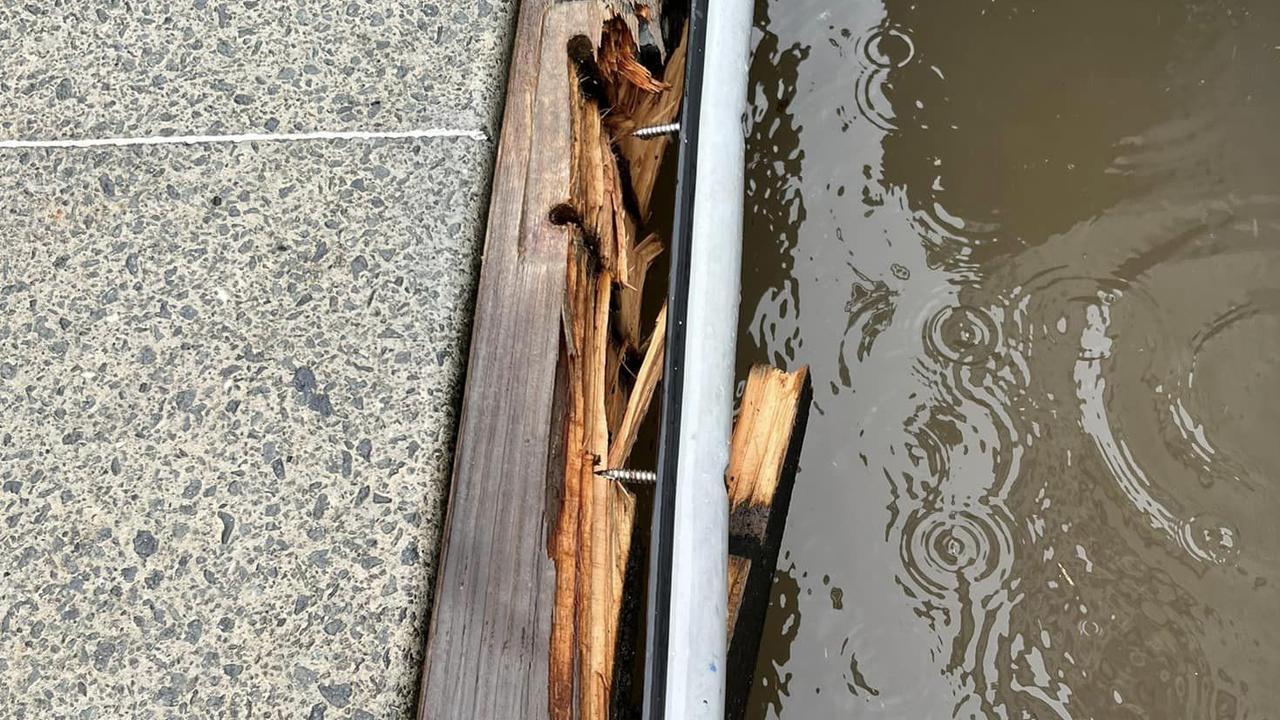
[605,20,688,217]
[607,304,666,469]
[549,7,684,720]
[725,366,810,540]
[725,364,810,632]
[419,0,688,718]
[724,364,812,720]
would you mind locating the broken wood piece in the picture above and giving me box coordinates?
[423,2,685,717]
[609,25,688,218]
[559,13,686,719]
[618,233,664,353]
[550,247,596,720]
[560,249,641,720]
[724,364,813,720]
[605,341,631,436]
[599,15,672,94]
[602,0,667,62]
[554,7,685,717]
[566,246,628,720]
[567,38,621,282]
[607,303,668,468]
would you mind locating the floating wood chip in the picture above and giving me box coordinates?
[724,364,813,720]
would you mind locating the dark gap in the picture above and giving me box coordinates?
[569,34,609,105]
[637,44,664,79]
[545,333,571,550]
[577,229,607,277]
[612,149,646,231]
[548,202,582,226]
[610,518,649,720]
[659,0,690,52]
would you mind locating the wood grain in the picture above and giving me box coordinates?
[560,246,621,720]
[607,304,667,469]
[556,12,671,716]
[603,0,667,61]
[725,366,809,511]
[417,3,602,718]
[419,3,684,718]
[724,365,813,720]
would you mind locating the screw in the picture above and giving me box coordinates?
[596,468,658,484]
[631,122,680,139]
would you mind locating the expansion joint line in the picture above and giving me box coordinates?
[0,128,489,150]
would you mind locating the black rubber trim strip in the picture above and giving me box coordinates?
[641,0,709,716]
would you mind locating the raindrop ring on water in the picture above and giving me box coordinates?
[1078,619,1103,638]
[1180,514,1241,565]
[925,305,1001,365]
[862,27,915,69]
[853,67,898,133]
[900,503,1013,599]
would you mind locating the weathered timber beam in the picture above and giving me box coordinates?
[417,2,605,718]
[420,2,683,717]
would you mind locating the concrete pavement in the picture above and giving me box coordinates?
[0,2,515,717]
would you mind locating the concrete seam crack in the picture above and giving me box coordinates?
[0,128,490,150]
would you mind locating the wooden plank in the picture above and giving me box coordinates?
[417,3,604,718]
[724,365,813,720]
[421,3,685,717]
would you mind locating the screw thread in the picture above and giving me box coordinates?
[631,122,680,139]
[598,468,658,484]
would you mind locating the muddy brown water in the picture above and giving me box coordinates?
[738,0,1280,717]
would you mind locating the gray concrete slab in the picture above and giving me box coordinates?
[0,137,486,718]
[0,0,515,140]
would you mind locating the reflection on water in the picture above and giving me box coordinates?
[740,0,1280,717]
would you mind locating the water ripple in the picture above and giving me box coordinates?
[899,501,1015,601]
[924,305,1001,366]
[853,67,898,133]
[850,25,916,133]
[859,27,915,69]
